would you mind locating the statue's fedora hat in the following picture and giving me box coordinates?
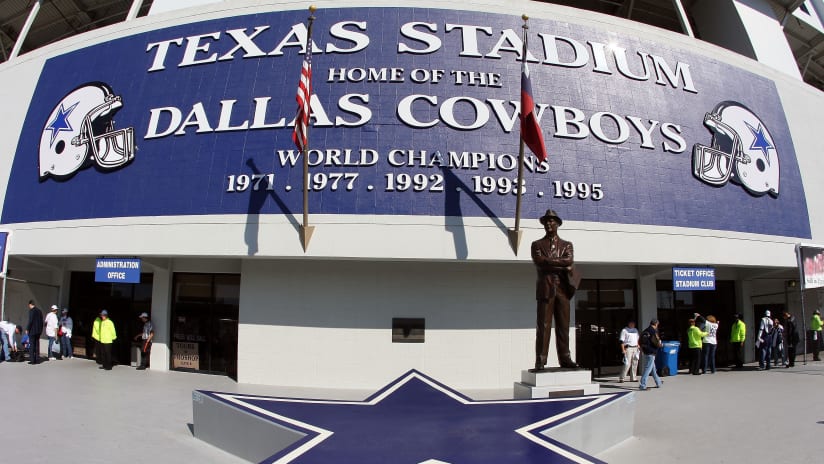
[539,209,562,226]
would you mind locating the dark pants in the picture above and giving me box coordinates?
[788,343,797,367]
[535,290,572,368]
[94,340,102,364]
[140,341,152,368]
[689,347,702,374]
[703,343,717,373]
[813,332,821,361]
[29,334,41,364]
[730,341,744,367]
[100,343,113,370]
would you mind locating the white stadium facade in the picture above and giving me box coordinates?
[0,0,823,389]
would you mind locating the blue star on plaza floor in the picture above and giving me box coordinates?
[198,370,627,464]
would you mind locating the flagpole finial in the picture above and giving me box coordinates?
[522,14,529,21]
[309,5,317,13]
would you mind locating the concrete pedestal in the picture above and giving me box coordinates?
[513,368,599,398]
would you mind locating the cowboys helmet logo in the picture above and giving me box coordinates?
[39,82,135,181]
[692,101,779,197]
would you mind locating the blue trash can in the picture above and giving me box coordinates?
[655,341,680,376]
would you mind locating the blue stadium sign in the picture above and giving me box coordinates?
[1,7,811,239]
[95,258,141,283]
[672,267,715,291]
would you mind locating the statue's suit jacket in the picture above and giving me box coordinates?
[531,235,578,300]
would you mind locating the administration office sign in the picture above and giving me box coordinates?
[95,258,141,283]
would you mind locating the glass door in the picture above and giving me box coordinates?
[170,273,239,376]
[575,279,638,376]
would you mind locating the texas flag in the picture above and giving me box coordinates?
[520,61,547,162]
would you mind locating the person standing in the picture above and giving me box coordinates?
[639,319,663,390]
[618,320,640,383]
[59,309,73,359]
[44,305,60,360]
[133,312,154,370]
[0,320,18,362]
[687,318,707,375]
[703,315,719,374]
[25,301,44,365]
[91,314,102,364]
[757,310,774,370]
[531,209,578,370]
[98,310,117,371]
[772,317,786,367]
[783,311,800,367]
[811,309,823,361]
[729,313,746,369]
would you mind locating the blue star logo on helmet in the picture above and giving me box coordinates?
[692,101,779,197]
[39,82,135,181]
[45,102,79,146]
[745,121,775,162]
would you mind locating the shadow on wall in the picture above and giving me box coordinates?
[239,260,536,331]
[440,165,510,260]
[244,157,300,255]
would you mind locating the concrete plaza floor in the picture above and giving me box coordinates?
[1,354,822,463]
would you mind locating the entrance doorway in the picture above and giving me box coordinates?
[67,272,153,365]
[575,279,638,376]
[170,273,239,377]
[656,280,737,369]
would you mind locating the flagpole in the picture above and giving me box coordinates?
[508,14,530,255]
[300,5,317,251]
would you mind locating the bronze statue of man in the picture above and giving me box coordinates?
[531,209,578,370]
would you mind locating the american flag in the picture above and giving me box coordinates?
[292,43,313,152]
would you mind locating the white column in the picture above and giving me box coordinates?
[692,0,802,79]
[148,262,172,370]
[126,0,145,21]
[9,0,42,60]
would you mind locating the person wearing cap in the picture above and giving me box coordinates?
[45,304,61,361]
[25,300,43,365]
[687,318,708,375]
[729,313,746,368]
[133,312,154,370]
[59,309,73,359]
[811,309,823,361]
[531,209,578,370]
[98,310,117,370]
[618,320,639,383]
[756,310,774,370]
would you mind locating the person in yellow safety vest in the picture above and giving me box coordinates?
[91,315,102,365]
[729,313,746,369]
[811,309,823,361]
[687,318,708,375]
[98,309,117,371]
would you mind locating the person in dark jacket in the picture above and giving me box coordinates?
[639,319,663,390]
[25,300,43,365]
[783,311,800,367]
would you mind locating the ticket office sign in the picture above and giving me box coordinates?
[672,267,716,291]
